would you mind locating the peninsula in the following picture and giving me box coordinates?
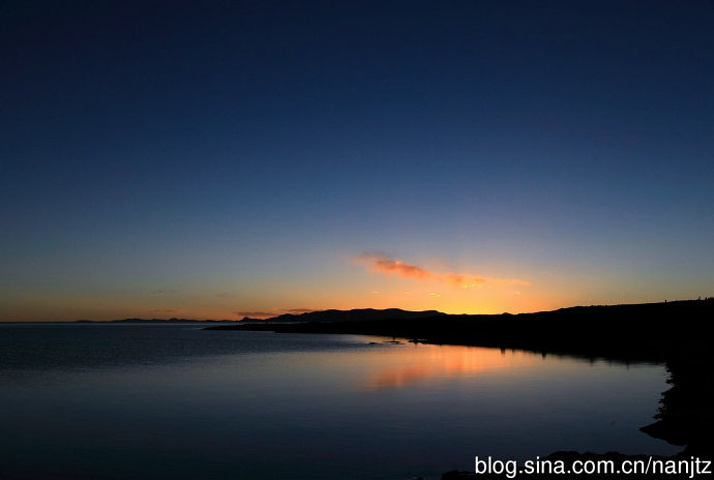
[207,299,714,472]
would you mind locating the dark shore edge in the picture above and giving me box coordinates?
[206,300,713,478]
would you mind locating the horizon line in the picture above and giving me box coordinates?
[1,297,710,323]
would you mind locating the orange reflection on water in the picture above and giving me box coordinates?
[361,341,539,391]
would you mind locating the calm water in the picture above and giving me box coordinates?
[0,323,678,480]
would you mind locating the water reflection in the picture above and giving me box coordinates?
[0,326,680,480]
[358,340,539,391]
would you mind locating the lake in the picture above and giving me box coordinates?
[0,323,679,479]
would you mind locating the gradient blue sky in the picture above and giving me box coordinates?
[2,0,713,321]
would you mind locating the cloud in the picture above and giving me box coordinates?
[149,309,182,314]
[355,252,531,289]
[354,253,433,280]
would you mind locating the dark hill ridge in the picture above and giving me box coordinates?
[242,307,446,324]
[208,299,712,362]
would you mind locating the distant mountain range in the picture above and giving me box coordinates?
[77,318,236,324]
[76,308,445,324]
[206,299,714,363]
[241,307,446,324]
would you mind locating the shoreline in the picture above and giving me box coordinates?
[207,300,714,477]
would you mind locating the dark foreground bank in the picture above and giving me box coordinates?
[207,299,714,478]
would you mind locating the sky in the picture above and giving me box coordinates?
[2,0,713,321]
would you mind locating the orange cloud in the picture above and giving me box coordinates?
[355,253,434,280]
[149,309,182,314]
[355,252,531,289]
